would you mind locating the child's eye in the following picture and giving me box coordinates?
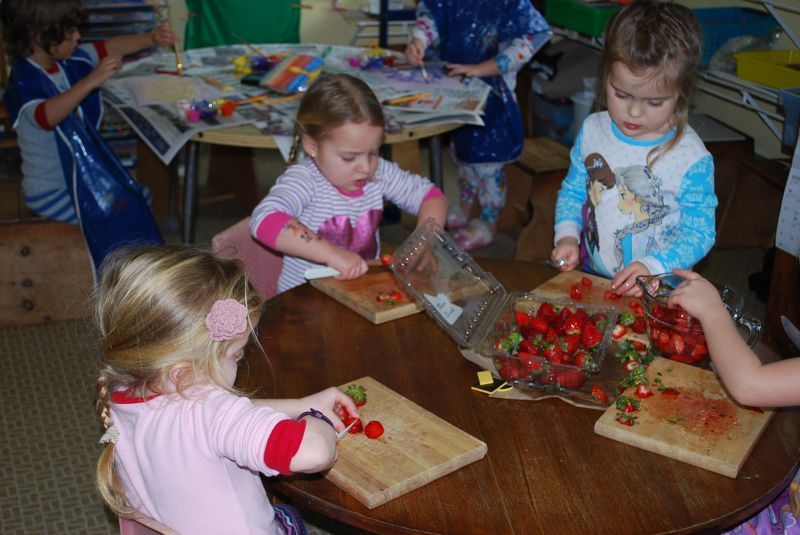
[648,100,665,108]
[342,156,355,162]
[614,91,629,99]
[368,151,379,157]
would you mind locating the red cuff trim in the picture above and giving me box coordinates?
[34,103,52,130]
[264,418,306,475]
[94,41,108,59]
[424,186,445,202]
[255,212,293,249]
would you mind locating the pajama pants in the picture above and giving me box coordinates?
[457,161,507,224]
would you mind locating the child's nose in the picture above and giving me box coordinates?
[628,100,643,118]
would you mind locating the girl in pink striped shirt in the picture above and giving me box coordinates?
[251,73,448,293]
[95,245,358,534]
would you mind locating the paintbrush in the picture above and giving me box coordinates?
[163,5,183,75]
[420,61,429,82]
[232,32,269,59]
[381,92,432,106]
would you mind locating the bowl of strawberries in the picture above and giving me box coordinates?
[636,274,762,365]
[489,295,618,393]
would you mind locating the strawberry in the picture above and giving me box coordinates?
[345,384,367,406]
[635,384,654,399]
[555,368,586,389]
[524,358,545,379]
[515,311,531,327]
[530,316,550,334]
[380,253,393,267]
[537,302,557,322]
[545,327,559,341]
[519,339,538,355]
[615,414,637,426]
[570,284,583,300]
[341,407,363,434]
[618,312,636,327]
[364,420,384,439]
[498,358,520,381]
[624,360,642,371]
[543,343,564,364]
[581,323,602,348]
[563,314,584,335]
[631,316,646,334]
[573,350,592,369]
[629,340,647,352]
[603,290,621,301]
[691,343,709,358]
[671,333,686,355]
[591,385,608,403]
[560,333,581,356]
[611,324,628,340]
[574,307,589,320]
[581,276,593,288]
[629,300,643,311]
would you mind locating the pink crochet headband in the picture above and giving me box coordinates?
[205,299,248,342]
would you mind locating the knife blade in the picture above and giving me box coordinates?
[304,266,341,279]
[337,419,359,440]
[781,315,800,351]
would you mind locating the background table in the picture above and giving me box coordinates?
[239,259,800,534]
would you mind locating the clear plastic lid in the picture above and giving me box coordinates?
[390,219,508,349]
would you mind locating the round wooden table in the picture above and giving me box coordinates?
[240,259,800,534]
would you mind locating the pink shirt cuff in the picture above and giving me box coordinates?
[424,186,445,202]
[255,212,293,249]
[264,418,306,476]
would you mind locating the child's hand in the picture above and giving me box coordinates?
[328,249,369,280]
[151,20,178,48]
[302,387,359,432]
[610,261,650,297]
[87,56,123,88]
[552,238,579,271]
[667,269,726,322]
[405,38,425,66]
[446,63,482,78]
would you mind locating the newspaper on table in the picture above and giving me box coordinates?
[103,44,491,165]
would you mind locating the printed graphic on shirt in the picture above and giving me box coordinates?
[581,152,669,274]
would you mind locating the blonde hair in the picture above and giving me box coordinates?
[288,73,385,163]
[94,245,262,515]
[599,0,702,169]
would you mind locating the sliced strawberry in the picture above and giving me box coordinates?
[603,290,621,301]
[615,414,637,426]
[581,276,593,288]
[671,333,686,355]
[570,284,583,300]
[629,300,643,311]
[341,407,363,434]
[364,420,384,439]
[691,343,709,359]
[631,316,646,334]
[380,253,393,267]
[611,324,628,340]
[635,384,654,399]
[624,360,642,371]
[591,385,608,403]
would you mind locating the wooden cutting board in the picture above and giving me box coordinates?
[309,266,422,324]
[594,357,774,478]
[327,376,487,508]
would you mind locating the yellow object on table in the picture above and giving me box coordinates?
[735,50,800,89]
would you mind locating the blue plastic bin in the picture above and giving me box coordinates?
[780,88,800,148]
[693,8,779,68]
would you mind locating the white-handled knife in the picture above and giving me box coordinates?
[304,266,341,280]
[782,315,800,351]
[337,419,359,440]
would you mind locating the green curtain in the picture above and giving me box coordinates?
[183,0,300,50]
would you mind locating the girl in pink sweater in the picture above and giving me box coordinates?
[94,245,358,534]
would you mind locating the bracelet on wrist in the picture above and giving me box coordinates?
[296,408,334,429]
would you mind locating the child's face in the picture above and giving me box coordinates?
[220,332,249,388]
[49,29,81,60]
[605,62,679,141]
[302,122,384,192]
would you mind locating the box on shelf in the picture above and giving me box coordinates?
[780,88,800,149]
[545,0,620,38]
[693,7,778,69]
[735,50,800,89]
[390,220,618,399]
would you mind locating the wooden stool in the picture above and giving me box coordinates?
[512,137,571,262]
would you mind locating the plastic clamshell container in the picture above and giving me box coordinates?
[391,220,619,394]
[545,0,620,38]
[693,7,778,69]
[735,50,800,89]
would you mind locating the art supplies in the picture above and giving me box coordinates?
[382,92,433,106]
[259,54,324,94]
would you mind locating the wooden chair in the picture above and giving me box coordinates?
[212,217,283,302]
[119,515,180,535]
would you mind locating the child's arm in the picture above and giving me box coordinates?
[104,20,176,58]
[416,190,447,229]
[406,1,437,65]
[38,57,122,127]
[552,130,588,270]
[669,269,800,407]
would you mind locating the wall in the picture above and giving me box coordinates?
[679,0,800,159]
